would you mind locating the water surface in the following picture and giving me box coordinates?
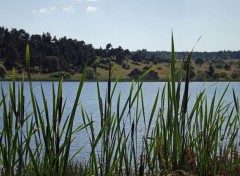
[0,81,239,159]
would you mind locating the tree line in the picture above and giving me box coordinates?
[1,26,240,74]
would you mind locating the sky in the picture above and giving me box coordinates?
[0,0,240,52]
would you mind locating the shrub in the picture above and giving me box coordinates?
[127,68,142,80]
[224,64,231,71]
[212,72,221,80]
[49,71,70,79]
[207,65,215,77]
[103,65,109,70]
[220,72,227,78]
[122,60,130,69]
[128,68,159,80]
[145,70,159,80]
[85,67,95,80]
[195,71,207,81]
[30,66,39,73]
[153,59,158,65]
[0,64,7,78]
[195,57,204,66]
[158,58,170,63]
[68,69,75,75]
[98,63,105,69]
[18,69,23,74]
[96,72,100,76]
[215,64,222,69]
[231,71,239,79]
[143,66,151,70]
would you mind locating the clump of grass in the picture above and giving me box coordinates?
[0,45,91,175]
[81,33,240,175]
[65,161,89,176]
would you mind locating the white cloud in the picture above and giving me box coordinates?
[86,6,97,13]
[51,7,56,11]
[63,5,75,13]
[39,8,49,14]
[32,7,56,14]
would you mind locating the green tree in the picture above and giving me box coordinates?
[207,65,215,78]
[106,43,112,50]
[224,64,231,71]
[85,67,95,80]
[195,57,204,66]
[4,40,20,69]
[42,56,60,73]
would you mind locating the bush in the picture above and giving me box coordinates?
[215,64,222,69]
[127,68,142,80]
[212,72,221,80]
[195,71,207,81]
[207,65,215,77]
[153,59,158,65]
[122,60,130,69]
[143,66,151,70]
[18,69,23,74]
[85,67,95,80]
[231,71,239,79]
[49,71,70,79]
[145,70,159,80]
[0,64,7,78]
[220,72,227,78]
[30,66,39,73]
[68,69,75,75]
[224,64,231,71]
[195,57,204,66]
[128,68,159,80]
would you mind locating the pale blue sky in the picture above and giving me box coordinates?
[0,0,240,51]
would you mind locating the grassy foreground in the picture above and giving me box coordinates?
[1,35,240,176]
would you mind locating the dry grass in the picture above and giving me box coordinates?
[2,59,240,81]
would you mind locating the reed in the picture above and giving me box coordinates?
[0,45,90,175]
[82,33,240,175]
[0,35,240,175]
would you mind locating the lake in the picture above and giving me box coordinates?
[0,81,239,159]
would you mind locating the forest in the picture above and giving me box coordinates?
[1,26,240,80]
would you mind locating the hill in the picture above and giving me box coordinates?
[1,26,240,80]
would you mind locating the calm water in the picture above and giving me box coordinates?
[0,81,240,159]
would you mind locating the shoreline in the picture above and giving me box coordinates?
[1,77,239,82]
